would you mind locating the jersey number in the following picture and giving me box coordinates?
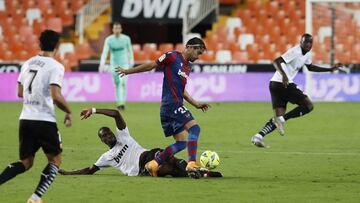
[28,70,38,94]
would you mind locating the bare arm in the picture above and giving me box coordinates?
[273,56,289,87]
[306,63,342,72]
[184,90,210,112]
[116,62,158,77]
[17,83,23,98]
[80,108,126,130]
[59,165,99,175]
[51,84,72,127]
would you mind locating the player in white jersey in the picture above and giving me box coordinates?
[0,30,72,203]
[251,33,342,148]
[59,108,222,178]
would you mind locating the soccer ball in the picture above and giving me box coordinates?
[200,150,220,169]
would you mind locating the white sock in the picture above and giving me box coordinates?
[31,194,41,202]
[277,116,285,122]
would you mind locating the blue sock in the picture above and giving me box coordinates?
[155,141,187,164]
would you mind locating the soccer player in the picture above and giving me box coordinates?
[59,108,221,178]
[99,21,134,110]
[0,30,72,203]
[116,37,210,176]
[251,33,342,148]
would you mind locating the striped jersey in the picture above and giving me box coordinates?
[156,51,191,106]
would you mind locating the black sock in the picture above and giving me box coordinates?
[0,161,26,185]
[284,105,311,120]
[258,119,276,137]
[33,163,59,198]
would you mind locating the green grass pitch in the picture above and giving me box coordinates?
[0,102,359,203]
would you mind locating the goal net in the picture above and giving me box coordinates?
[304,0,360,100]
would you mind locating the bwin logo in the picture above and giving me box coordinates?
[178,70,188,79]
[121,0,200,19]
[113,144,129,163]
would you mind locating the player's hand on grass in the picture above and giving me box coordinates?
[64,113,72,127]
[196,103,211,112]
[116,66,127,77]
[80,108,92,120]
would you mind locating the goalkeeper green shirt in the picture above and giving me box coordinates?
[100,34,134,69]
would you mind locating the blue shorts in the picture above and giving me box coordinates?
[160,104,194,137]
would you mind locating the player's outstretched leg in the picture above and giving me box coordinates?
[0,161,26,185]
[28,163,59,203]
[147,141,187,177]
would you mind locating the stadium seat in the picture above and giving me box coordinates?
[70,0,85,13]
[46,17,62,33]
[238,33,254,50]
[150,50,162,61]
[59,42,75,60]
[232,51,250,63]
[16,50,29,61]
[216,50,232,63]
[2,50,13,61]
[133,50,150,62]
[175,43,184,52]
[226,17,242,37]
[64,52,79,68]
[142,43,157,53]
[38,0,52,12]
[75,43,92,60]
[60,9,74,27]
[132,44,141,52]
[26,8,41,26]
[199,50,215,62]
[159,43,174,53]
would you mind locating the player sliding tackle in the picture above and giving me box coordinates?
[59,108,222,178]
[251,33,343,148]
[116,37,210,176]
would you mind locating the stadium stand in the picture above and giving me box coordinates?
[1,0,360,69]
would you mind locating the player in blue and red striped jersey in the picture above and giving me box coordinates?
[116,37,209,176]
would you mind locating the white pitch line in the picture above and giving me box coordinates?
[213,150,360,156]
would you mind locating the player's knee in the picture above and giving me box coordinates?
[306,103,314,112]
[21,159,34,170]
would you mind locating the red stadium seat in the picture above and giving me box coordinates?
[175,43,184,52]
[150,50,162,61]
[46,17,63,33]
[134,50,150,62]
[199,50,215,62]
[75,43,93,60]
[132,44,141,52]
[232,51,250,63]
[142,43,157,52]
[159,43,174,53]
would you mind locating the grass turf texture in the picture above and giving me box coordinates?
[0,102,359,203]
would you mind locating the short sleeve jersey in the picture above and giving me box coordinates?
[94,127,147,176]
[271,44,312,83]
[17,55,65,122]
[156,51,191,106]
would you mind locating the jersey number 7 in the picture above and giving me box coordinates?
[28,69,38,94]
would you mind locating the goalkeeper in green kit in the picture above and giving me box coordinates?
[99,22,134,110]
